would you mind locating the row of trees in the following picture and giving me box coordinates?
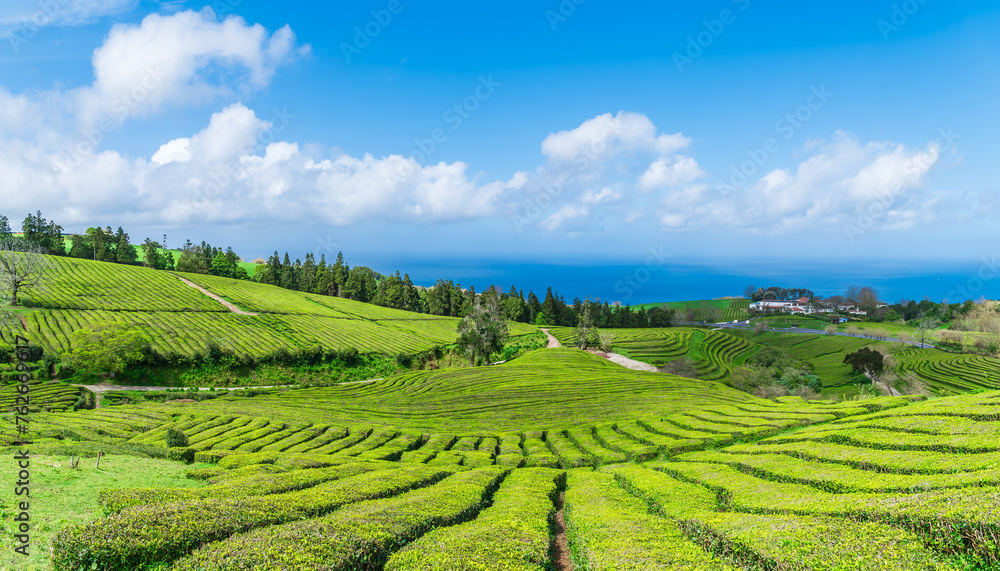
[745,285,815,301]
[1,211,257,282]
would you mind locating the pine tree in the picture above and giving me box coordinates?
[300,253,317,293]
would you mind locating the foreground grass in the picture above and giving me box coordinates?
[0,454,210,571]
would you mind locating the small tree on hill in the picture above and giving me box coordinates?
[0,237,52,306]
[843,347,884,379]
[457,295,509,366]
[64,323,152,379]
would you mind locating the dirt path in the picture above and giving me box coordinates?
[172,274,258,316]
[541,328,561,348]
[549,491,574,570]
[599,352,659,372]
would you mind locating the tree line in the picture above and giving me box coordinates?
[3,210,678,327]
[1,211,247,277]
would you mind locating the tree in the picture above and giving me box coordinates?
[575,297,598,349]
[858,286,880,310]
[115,227,137,265]
[843,347,884,379]
[744,284,756,299]
[0,293,19,343]
[0,237,52,306]
[64,323,152,379]
[141,238,163,269]
[0,215,11,239]
[456,295,509,366]
[915,317,939,348]
[844,285,861,306]
[21,210,65,255]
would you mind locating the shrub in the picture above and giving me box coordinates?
[165,428,189,448]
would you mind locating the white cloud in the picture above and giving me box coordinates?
[77,9,307,127]
[655,132,945,234]
[639,156,704,191]
[541,111,690,163]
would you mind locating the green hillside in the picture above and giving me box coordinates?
[3,255,1000,571]
[5,256,535,361]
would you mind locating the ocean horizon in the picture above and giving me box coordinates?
[382,259,996,307]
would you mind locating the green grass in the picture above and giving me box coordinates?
[0,454,212,571]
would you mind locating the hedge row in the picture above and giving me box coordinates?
[593,424,658,462]
[563,470,737,570]
[650,461,1000,565]
[171,466,510,571]
[674,450,1000,493]
[51,464,455,571]
[724,441,1000,475]
[545,430,592,468]
[100,459,394,513]
[385,467,563,570]
[285,425,350,453]
[565,428,625,464]
[609,463,961,570]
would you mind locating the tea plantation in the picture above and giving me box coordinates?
[2,259,1000,570]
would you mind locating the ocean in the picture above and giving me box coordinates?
[387,258,998,306]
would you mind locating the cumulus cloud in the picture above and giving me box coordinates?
[76,9,308,127]
[0,9,966,240]
[655,131,945,234]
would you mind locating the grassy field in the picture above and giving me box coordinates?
[0,454,213,571]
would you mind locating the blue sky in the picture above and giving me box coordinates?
[1,0,999,275]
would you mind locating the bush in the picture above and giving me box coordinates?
[165,428,189,448]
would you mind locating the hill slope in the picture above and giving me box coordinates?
[7,256,535,359]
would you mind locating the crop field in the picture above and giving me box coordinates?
[897,349,1000,394]
[19,256,226,313]
[549,326,759,380]
[10,373,998,570]
[3,256,536,359]
[0,377,84,413]
[639,298,751,321]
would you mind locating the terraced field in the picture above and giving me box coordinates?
[0,377,84,413]
[897,348,1000,395]
[3,256,536,359]
[549,326,759,380]
[640,298,751,321]
[14,377,998,570]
